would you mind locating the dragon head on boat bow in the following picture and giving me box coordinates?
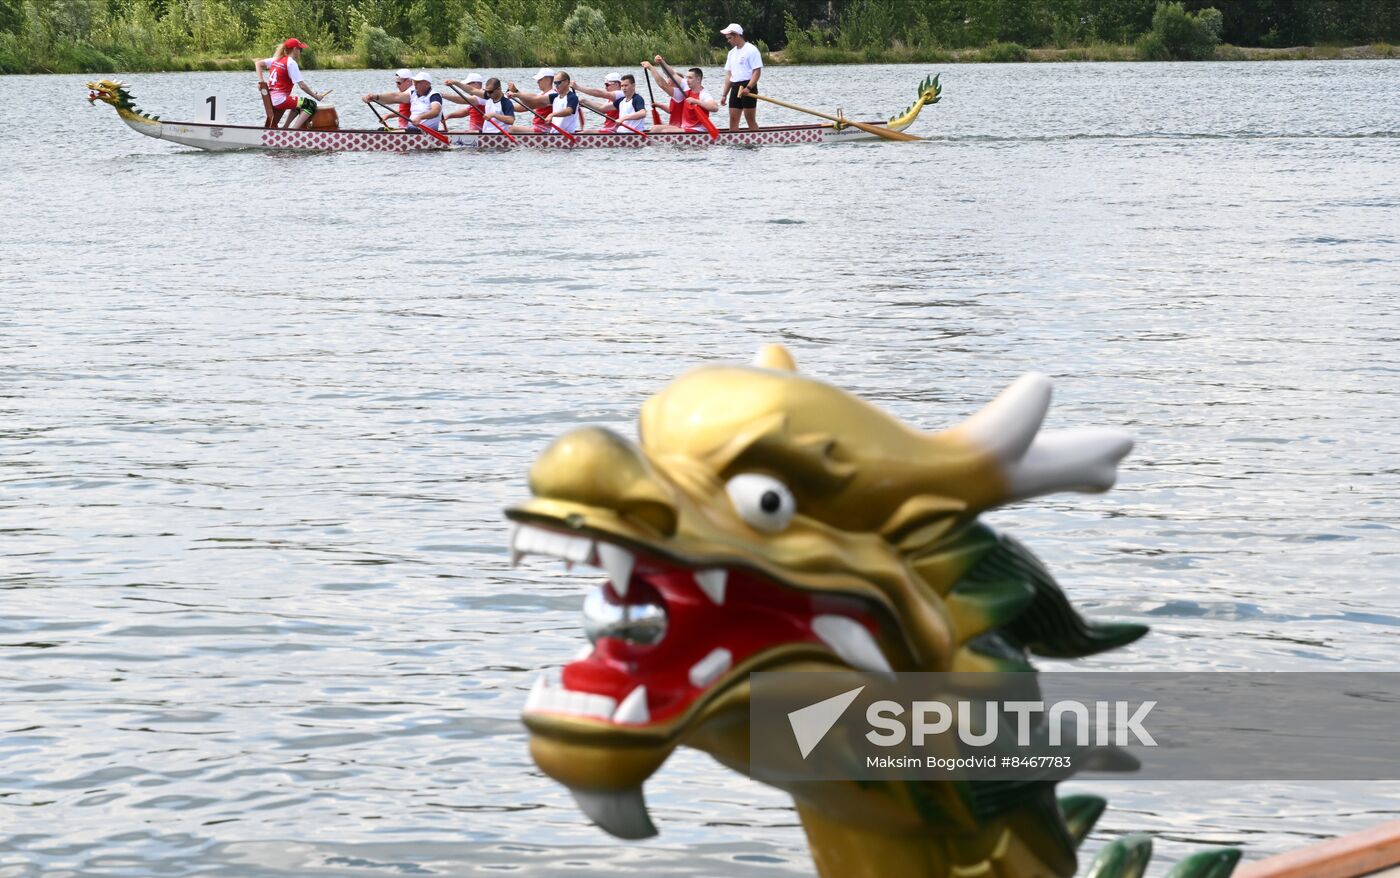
[506,345,1238,878]
[887,74,941,129]
[86,80,160,122]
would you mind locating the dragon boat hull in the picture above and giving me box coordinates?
[116,113,901,151]
[89,76,942,153]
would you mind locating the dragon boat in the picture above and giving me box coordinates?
[86,76,940,153]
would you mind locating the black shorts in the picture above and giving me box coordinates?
[729,81,757,109]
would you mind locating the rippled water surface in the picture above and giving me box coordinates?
[2,61,1398,876]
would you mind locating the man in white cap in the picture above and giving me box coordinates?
[574,72,648,134]
[362,70,443,132]
[442,72,487,131]
[719,22,763,130]
[507,68,561,134]
[379,68,413,128]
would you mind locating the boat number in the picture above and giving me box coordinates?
[206,96,216,121]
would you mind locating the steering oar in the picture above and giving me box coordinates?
[743,90,920,142]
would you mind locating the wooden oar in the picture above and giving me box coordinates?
[641,66,662,125]
[654,57,718,140]
[1236,819,1400,878]
[507,92,578,142]
[446,83,517,143]
[371,100,450,145]
[578,98,648,138]
[744,91,921,142]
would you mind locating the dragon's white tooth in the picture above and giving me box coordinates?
[584,693,617,719]
[573,644,593,662]
[688,647,733,688]
[812,615,892,673]
[509,523,523,566]
[694,569,727,605]
[564,536,595,564]
[597,543,635,597]
[525,675,547,712]
[613,686,650,725]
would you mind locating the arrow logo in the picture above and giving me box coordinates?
[787,686,864,759]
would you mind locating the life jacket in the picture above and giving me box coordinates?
[396,102,410,127]
[667,97,683,127]
[467,103,485,130]
[601,97,620,133]
[672,88,712,131]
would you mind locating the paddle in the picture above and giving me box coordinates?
[641,65,662,125]
[367,103,388,128]
[578,97,648,138]
[371,100,450,145]
[506,89,579,142]
[446,83,517,143]
[653,56,718,140]
[743,91,921,142]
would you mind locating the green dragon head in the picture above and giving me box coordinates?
[505,346,1237,878]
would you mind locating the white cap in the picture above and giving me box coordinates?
[720,22,744,35]
[412,70,431,83]
[533,68,555,81]
[603,71,622,83]
[465,72,484,84]
[394,68,412,80]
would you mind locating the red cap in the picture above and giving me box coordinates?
[283,38,308,50]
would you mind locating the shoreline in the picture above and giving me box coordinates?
[13,42,1396,76]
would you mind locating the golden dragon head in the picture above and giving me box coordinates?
[505,345,1167,871]
[887,74,941,128]
[85,80,159,121]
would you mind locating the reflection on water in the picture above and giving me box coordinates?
[2,60,1398,875]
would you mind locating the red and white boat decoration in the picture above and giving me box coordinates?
[86,76,940,152]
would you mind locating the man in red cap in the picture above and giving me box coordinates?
[254,38,330,130]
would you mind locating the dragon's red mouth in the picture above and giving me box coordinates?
[511,522,889,728]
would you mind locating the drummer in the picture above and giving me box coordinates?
[362,70,443,132]
[254,38,330,130]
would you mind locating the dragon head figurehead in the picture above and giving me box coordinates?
[506,346,1236,878]
[886,74,941,130]
[86,80,160,122]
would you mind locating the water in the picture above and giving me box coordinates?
[2,60,1398,876]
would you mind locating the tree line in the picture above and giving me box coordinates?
[2,0,1396,74]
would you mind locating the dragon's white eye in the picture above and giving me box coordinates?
[725,474,796,532]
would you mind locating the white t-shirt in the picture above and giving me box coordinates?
[725,42,763,82]
[612,92,648,131]
[408,88,443,131]
[551,90,580,134]
[670,86,716,131]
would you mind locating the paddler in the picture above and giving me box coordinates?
[576,73,649,134]
[644,57,718,134]
[379,68,413,129]
[574,73,649,134]
[361,70,443,132]
[719,23,763,130]
[443,77,515,134]
[254,38,330,131]
[442,72,486,132]
[506,68,562,135]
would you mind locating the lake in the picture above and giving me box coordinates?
[1,59,1397,876]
